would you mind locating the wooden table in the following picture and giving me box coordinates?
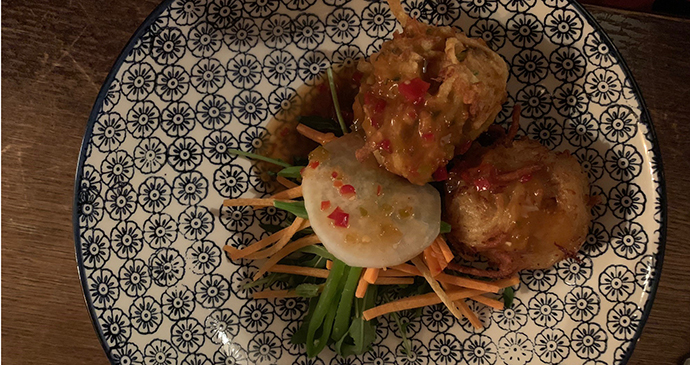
[2,1,689,364]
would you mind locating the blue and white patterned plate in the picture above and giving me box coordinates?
[73,0,666,364]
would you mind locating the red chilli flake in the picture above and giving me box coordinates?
[327,207,350,228]
[398,78,430,105]
[321,201,331,211]
[331,171,339,179]
[422,133,435,142]
[339,184,356,196]
[376,185,383,196]
[378,139,392,153]
[352,71,363,84]
[474,177,491,191]
[308,161,320,169]
[432,166,448,181]
[458,140,473,154]
[519,174,532,183]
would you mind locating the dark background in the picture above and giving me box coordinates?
[3,1,690,364]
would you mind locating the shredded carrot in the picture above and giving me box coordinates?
[277,175,298,188]
[252,290,300,299]
[435,236,455,263]
[471,295,505,310]
[252,234,321,281]
[378,269,415,277]
[270,185,303,200]
[363,268,380,284]
[411,256,467,324]
[245,217,306,260]
[373,277,414,285]
[223,198,295,207]
[390,263,506,293]
[223,245,241,257]
[390,263,421,275]
[326,260,333,270]
[230,220,310,259]
[456,299,483,329]
[268,264,330,278]
[297,123,337,145]
[423,245,443,277]
[355,270,369,299]
[362,288,484,321]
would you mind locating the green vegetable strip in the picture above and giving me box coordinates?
[273,201,309,219]
[440,221,452,234]
[331,266,363,341]
[277,166,305,179]
[226,148,292,168]
[502,286,514,309]
[391,312,412,357]
[306,260,347,356]
[327,68,348,135]
[298,245,336,260]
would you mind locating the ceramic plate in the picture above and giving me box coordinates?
[74,0,666,364]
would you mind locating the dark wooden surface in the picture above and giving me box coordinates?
[2,1,690,364]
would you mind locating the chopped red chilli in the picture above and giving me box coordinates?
[378,139,392,153]
[327,207,350,228]
[432,165,448,181]
[398,78,430,105]
[422,133,435,142]
[339,184,356,196]
[331,171,339,179]
[321,200,331,211]
[519,174,532,183]
[308,161,320,169]
[376,185,383,196]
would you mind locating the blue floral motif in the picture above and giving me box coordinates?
[230,264,260,299]
[553,83,589,118]
[143,213,178,249]
[181,354,212,365]
[249,163,278,195]
[89,268,119,309]
[207,0,242,29]
[589,186,608,220]
[101,308,132,348]
[461,0,497,19]
[129,296,163,335]
[138,177,172,213]
[564,113,598,147]
[168,137,203,172]
[361,2,396,38]
[298,51,330,86]
[149,248,185,287]
[224,26,258,55]
[498,332,533,365]
[281,321,303,356]
[555,256,593,286]
[326,9,361,45]
[544,9,582,46]
[144,339,178,365]
[512,49,548,84]
[260,15,293,50]
[605,144,642,181]
[156,65,190,102]
[635,254,656,291]
[282,0,316,11]
[169,0,206,26]
[607,302,642,341]
[196,94,232,130]
[527,117,562,150]
[203,131,239,165]
[608,182,646,220]
[134,137,167,175]
[263,51,298,87]
[395,339,428,365]
[227,54,262,90]
[111,343,144,365]
[585,68,622,106]
[162,101,196,137]
[187,22,223,58]
[239,126,268,153]
[152,27,187,65]
[492,297,528,331]
[243,0,279,18]
[294,14,326,51]
[239,299,274,333]
[127,101,160,138]
[80,165,102,202]
[500,0,535,12]
[268,86,300,122]
[214,343,248,365]
[248,331,283,364]
[190,58,226,94]
[179,205,214,240]
[564,285,600,322]
[599,265,636,302]
[528,293,564,328]
[102,79,122,112]
[255,207,287,227]
[81,228,110,269]
[610,221,647,260]
[195,274,231,309]
[581,222,608,258]
[428,333,462,365]
[506,13,543,48]
[274,296,308,322]
[111,221,144,259]
[459,300,492,333]
[233,91,269,126]
[402,0,427,21]
[121,62,156,102]
[516,85,551,118]
[333,45,364,72]
[171,318,205,353]
[362,344,395,365]
[93,112,127,152]
[463,334,498,365]
[388,310,422,339]
[186,240,222,275]
[162,284,196,320]
[550,46,586,82]
[119,259,152,297]
[571,322,607,360]
[172,171,209,205]
[534,328,570,364]
[600,105,637,143]
[101,151,135,188]
[520,268,557,292]
[205,308,240,344]
[224,232,257,266]
[575,148,604,183]
[469,19,505,51]
[584,32,615,68]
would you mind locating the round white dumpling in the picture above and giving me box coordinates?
[301,133,441,268]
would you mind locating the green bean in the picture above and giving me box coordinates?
[305,259,347,356]
[331,266,363,341]
[298,245,335,260]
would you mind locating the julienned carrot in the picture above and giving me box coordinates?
[363,268,380,284]
[362,287,484,321]
[268,264,330,279]
[378,269,415,277]
[373,277,414,285]
[456,299,482,329]
[423,245,443,276]
[390,263,507,293]
[297,123,337,145]
[411,256,466,324]
[223,198,295,207]
[253,235,321,281]
[326,260,333,270]
[435,236,454,263]
[355,270,369,299]
[277,175,298,188]
[245,217,305,260]
[229,220,311,259]
[270,185,303,200]
[471,295,505,310]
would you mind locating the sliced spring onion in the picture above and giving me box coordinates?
[226,148,292,168]
[274,200,309,220]
[327,68,348,135]
[440,221,452,234]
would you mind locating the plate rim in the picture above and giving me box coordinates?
[71,1,668,363]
